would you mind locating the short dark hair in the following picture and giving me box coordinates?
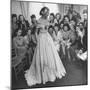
[60,21,64,25]
[48,25,54,30]
[12,14,17,19]
[14,28,22,36]
[54,23,59,28]
[40,7,49,16]
[56,13,61,18]
[63,15,70,22]
[31,14,36,19]
[12,14,17,22]
[18,14,25,21]
[50,13,55,18]
[63,23,70,30]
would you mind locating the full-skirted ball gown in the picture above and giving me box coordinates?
[24,17,66,86]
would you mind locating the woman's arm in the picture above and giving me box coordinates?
[32,35,37,44]
[13,38,19,48]
[13,37,27,49]
[52,31,58,41]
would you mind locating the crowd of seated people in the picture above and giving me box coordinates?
[12,7,88,64]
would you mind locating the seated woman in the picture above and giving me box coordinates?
[61,23,73,61]
[68,28,77,61]
[13,29,27,56]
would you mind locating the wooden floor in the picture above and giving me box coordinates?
[11,57,87,90]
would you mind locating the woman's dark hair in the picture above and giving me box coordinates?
[56,13,61,19]
[70,19,77,30]
[50,13,55,18]
[60,21,64,25]
[63,15,70,22]
[63,23,70,31]
[40,7,49,16]
[18,14,25,21]
[54,23,59,28]
[54,23,59,32]
[59,21,64,29]
[31,14,36,19]
[48,25,54,30]
[14,28,22,36]
[12,14,17,22]
[12,14,17,19]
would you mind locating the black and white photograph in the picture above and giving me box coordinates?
[11,0,88,89]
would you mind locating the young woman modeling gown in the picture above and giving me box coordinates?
[25,7,66,87]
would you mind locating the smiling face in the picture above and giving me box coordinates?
[65,17,69,22]
[63,25,68,32]
[49,15,54,21]
[32,17,36,23]
[17,30,22,36]
[56,14,61,20]
[54,26,59,32]
[48,27,53,34]
[60,23,64,29]
[64,16,69,24]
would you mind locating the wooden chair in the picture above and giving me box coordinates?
[12,48,17,58]
[12,56,25,80]
[12,48,28,80]
[22,55,28,71]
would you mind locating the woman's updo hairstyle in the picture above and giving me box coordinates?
[40,7,49,16]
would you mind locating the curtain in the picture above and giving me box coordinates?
[12,1,87,22]
[11,0,22,16]
[20,1,30,21]
[29,2,44,20]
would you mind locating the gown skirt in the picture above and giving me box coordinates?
[25,31,66,86]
